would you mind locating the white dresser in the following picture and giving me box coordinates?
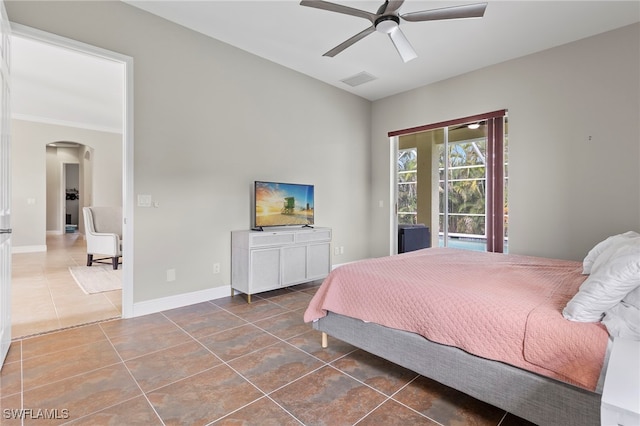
[231,227,331,302]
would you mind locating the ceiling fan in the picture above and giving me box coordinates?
[300,0,488,63]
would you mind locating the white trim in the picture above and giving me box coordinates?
[390,136,399,256]
[10,23,127,63]
[12,245,46,253]
[46,230,64,235]
[11,23,135,320]
[132,286,232,318]
[122,48,134,319]
[12,113,122,134]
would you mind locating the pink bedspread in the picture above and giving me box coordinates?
[304,248,609,391]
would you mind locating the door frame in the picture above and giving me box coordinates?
[11,23,135,318]
[389,110,507,255]
[389,136,399,256]
[0,0,11,367]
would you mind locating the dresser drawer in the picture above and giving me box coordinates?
[296,229,331,243]
[250,232,295,247]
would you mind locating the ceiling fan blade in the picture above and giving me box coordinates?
[401,2,487,22]
[377,0,405,15]
[300,0,376,22]
[388,27,417,63]
[323,26,376,57]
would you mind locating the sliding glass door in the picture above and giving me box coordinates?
[392,111,508,253]
[439,127,490,251]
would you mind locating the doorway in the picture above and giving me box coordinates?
[392,110,508,254]
[64,162,79,233]
[8,24,134,338]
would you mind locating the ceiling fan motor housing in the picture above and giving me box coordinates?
[375,15,400,33]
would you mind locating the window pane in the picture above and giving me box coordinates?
[398,149,417,225]
[440,132,489,250]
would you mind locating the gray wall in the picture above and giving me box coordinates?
[371,23,640,261]
[6,1,372,303]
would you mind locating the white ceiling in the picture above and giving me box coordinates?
[9,1,640,131]
[125,1,640,101]
[11,34,124,133]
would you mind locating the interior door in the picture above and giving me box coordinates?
[0,0,11,367]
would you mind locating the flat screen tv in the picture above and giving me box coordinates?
[253,181,314,229]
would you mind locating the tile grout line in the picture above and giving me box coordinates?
[158,298,332,425]
[155,309,276,419]
[11,233,121,339]
[94,321,167,426]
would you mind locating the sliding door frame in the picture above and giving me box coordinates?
[389,109,507,253]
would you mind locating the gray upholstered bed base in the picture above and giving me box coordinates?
[313,312,603,426]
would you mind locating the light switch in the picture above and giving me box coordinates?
[137,194,152,207]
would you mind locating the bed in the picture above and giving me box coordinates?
[304,238,640,426]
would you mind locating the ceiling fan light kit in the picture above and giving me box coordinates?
[375,15,400,34]
[300,0,488,62]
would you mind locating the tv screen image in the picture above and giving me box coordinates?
[254,181,314,228]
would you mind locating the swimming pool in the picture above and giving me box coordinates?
[439,237,509,253]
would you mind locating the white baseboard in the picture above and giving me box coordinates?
[12,245,47,254]
[46,230,64,235]
[132,285,232,318]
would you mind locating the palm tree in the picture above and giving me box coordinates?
[439,141,487,235]
[398,149,418,224]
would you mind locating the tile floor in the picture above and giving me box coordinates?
[11,233,121,339]
[2,282,535,425]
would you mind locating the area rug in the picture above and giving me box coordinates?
[69,265,122,294]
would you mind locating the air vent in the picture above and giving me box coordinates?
[340,71,377,87]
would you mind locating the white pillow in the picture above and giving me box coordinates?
[564,238,640,322]
[602,302,640,340]
[602,282,640,340]
[582,231,640,274]
[624,285,640,307]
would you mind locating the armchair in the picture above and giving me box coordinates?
[83,206,122,270]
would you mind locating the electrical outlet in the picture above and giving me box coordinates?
[339,246,344,255]
[166,269,176,282]
[334,247,339,255]
[213,263,220,274]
